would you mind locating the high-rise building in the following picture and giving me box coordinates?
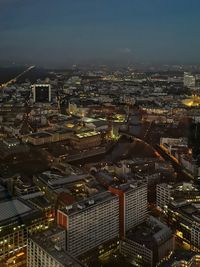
[191,223,200,252]
[27,226,84,267]
[184,72,196,88]
[109,182,148,237]
[32,84,51,103]
[57,181,148,257]
[57,191,119,257]
[156,183,173,211]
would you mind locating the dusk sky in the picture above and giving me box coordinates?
[1,0,200,67]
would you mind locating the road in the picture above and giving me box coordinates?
[0,65,35,88]
[154,144,194,181]
[120,129,194,181]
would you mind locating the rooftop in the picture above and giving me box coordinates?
[0,199,33,223]
[75,131,100,139]
[60,191,117,215]
[126,216,172,248]
[29,132,52,138]
[31,227,83,267]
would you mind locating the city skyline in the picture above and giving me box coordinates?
[1,0,200,67]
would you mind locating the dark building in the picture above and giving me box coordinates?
[32,84,51,103]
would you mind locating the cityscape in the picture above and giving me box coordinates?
[0,1,200,267]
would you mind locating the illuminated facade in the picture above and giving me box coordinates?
[57,192,119,257]
[120,216,174,267]
[70,131,102,150]
[184,72,196,88]
[27,227,84,267]
[0,199,54,262]
[191,224,200,252]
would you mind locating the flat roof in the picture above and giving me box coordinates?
[61,191,117,215]
[75,131,100,139]
[126,217,172,248]
[31,227,83,267]
[0,199,32,222]
[29,132,52,138]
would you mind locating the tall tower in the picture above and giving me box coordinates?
[32,84,51,103]
[184,72,196,88]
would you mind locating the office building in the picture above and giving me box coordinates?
[32,84,51,103]
[27,226,83,267]
[191,223,200,252]
[171,254,200,267]
[57,191,119,257]
[156,183,173,211]
[120,216,174,267]
[109,181,148,236]
[0,198,53,261]
[184,72,196,88]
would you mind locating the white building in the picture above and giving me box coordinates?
[156,183,173,211]
[124,183,148,231]
[184,72,196,88]
[57,192,119,257]
[27,227,83,267]
[107,182,148,235]
[160,137,188,154]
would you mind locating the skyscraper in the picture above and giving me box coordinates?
[32,84,51,103]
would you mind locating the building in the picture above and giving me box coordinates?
[167,197,200,250]
[0,198,54,262]
[184,72,196,88]
[156,183,173,211]
[32,84,51,103]
[171,254,200,267]
[191,223,200,252]
[23,128,73,146]
[33,169,92,203]
[109,181,148,236]
[70,131,102,150]
[160,137,188,155]
[27,226,83,267]
[2,138,20,148]
[157,182,200,211]
[120,216,174,267]
[57,191,119,257]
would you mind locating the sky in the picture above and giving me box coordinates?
[0,0,200,67]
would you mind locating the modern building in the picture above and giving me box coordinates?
[156,183,173,211]
[0,198,54,261]
[167,197,200,250]
[33,169,92,203]
[120,216,174,267]
[109,181,148,236]
[191,223,200,252]
[32,84,51,103]
[27,226,84,267]
[157,182,200,212]
[160,137,188,155]
[57,191,119,257]
[171,254,200,267]
[184,72,196,88]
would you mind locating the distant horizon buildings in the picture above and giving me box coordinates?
[184,72,196,88]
